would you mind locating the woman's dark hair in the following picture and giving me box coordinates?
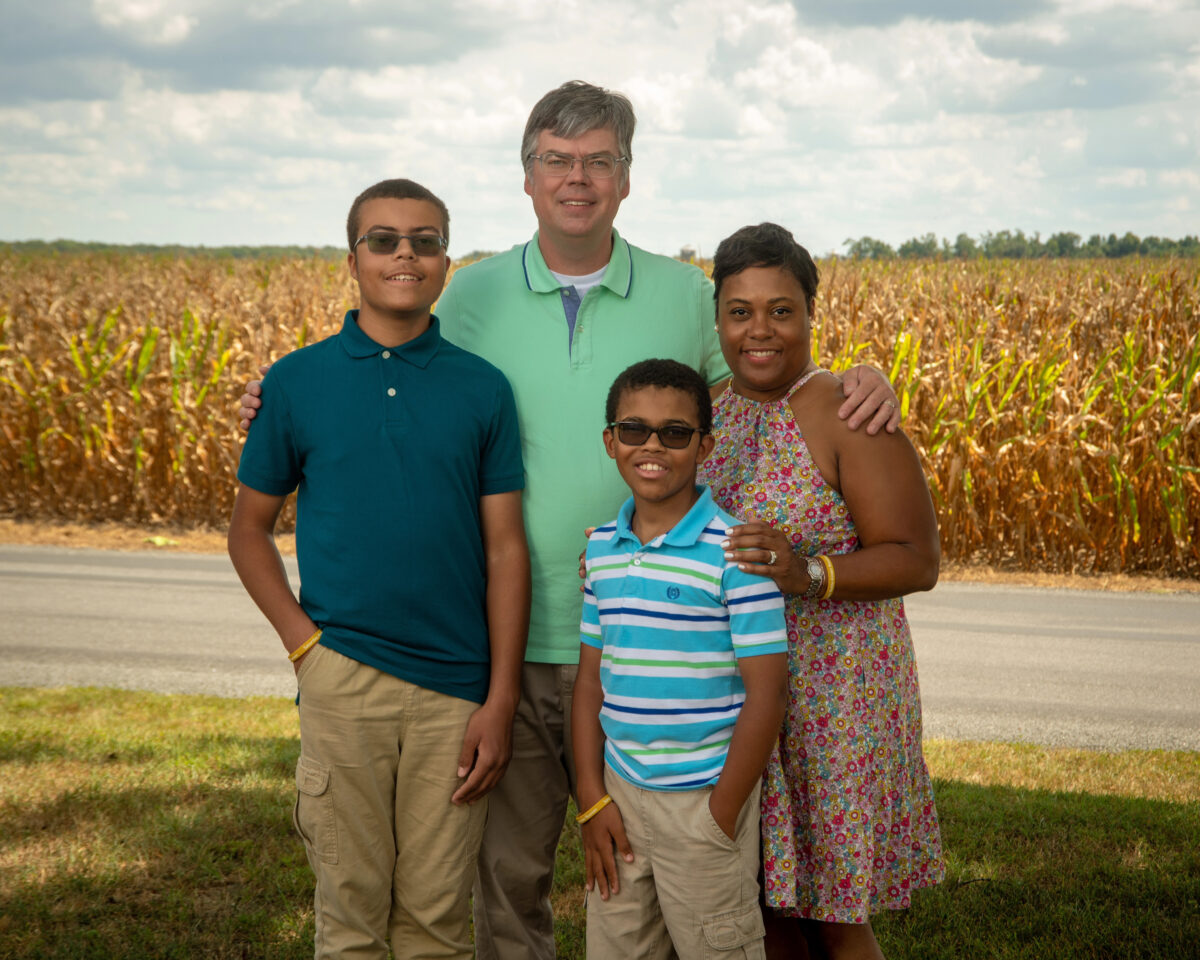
[605,358,712,435]
[711,222,819,307]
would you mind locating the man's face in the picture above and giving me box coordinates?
[523,126,630,256]
[348,197,450,322]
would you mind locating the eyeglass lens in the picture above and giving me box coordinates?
[364,233,445,257]
[537,153,622,178]
[613,422,697,448]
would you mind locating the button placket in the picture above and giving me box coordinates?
[381,350,405,424]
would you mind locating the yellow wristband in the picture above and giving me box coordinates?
[575,794,613,825]
[819,555,835,600]
[288,628,322,662]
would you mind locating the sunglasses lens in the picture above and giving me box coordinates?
[365,234,399,255]
[659,427,694,448]
[410,236,443,256]
[617,424,651,445]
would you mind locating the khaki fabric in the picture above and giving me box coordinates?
[586,770,766,960]
[294,645,486,960]
[473,661,578,960]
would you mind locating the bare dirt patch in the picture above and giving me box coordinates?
[2,518,1195,594]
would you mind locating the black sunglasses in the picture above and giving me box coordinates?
[607,421,704,449]
[354,232,447,257]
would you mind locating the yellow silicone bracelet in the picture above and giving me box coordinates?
[575,794,613,825]
[288,628,322,662]
[819,555,835,600]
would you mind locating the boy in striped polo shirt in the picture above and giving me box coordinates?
[572,358,788,959]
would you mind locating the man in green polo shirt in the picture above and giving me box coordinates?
[239,82,900,960]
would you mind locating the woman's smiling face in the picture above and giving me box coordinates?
[717,265,816,403]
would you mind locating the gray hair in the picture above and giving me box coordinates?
[521,80,636,182]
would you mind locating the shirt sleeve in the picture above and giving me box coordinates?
[235,366,301,496]
[436,271,464,343]
[722,566,787,658]
[696,272,731,385]
[479,371,525,496]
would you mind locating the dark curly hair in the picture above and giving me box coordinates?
[605,358,712,435]
[711,222,819,308]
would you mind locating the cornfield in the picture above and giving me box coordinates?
[1,251,1197,577]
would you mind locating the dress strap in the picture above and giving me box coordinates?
[784,367,826,400]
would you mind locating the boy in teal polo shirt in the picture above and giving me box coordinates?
[227,179,530,960]
[573,359,787,959]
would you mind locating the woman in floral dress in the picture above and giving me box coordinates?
[700,223,944,960]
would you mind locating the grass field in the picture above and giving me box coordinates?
[1,687,1196,959]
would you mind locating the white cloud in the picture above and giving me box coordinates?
[0,0,1197,252]
[92,0,196,44]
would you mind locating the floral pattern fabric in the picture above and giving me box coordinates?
[701,370,944,923]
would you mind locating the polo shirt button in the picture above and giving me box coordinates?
[382,350,391,359]
[632,558,641,565]
[387,388,396,397]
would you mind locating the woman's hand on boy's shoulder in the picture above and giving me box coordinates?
[582,803,634,900]
[578,526,596,591]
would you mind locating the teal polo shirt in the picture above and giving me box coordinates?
[437,229,729,664]
[236,311,524,703]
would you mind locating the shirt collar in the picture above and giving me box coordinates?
[612,485,718,549]
[521,228,633,299]
[337,309,442,368]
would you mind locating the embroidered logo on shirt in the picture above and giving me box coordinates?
[667,586,681,600]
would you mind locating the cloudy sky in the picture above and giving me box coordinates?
[2,0,1197,257]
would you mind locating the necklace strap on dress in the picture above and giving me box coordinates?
[786,367,825,399]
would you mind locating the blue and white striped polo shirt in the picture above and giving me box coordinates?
[580,485,787,791]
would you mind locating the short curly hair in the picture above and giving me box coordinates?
[605,358,712,435]
[345,179,450,252]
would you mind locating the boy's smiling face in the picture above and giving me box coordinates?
[348,197,450,326]
[603,385,715,520]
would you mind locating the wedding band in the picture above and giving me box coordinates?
[767,550,777,565]
[884,400,896,409]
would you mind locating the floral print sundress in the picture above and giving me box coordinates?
[701,370,944,923]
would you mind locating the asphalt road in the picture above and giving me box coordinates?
[2,544,1198,751]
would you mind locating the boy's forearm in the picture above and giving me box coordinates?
[483,542,529,712]
[710,653,788,826]
[571,647,608,807]
[480,491,530,714]
[228,491,315,654]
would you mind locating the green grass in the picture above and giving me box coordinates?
[2,688,1197,959]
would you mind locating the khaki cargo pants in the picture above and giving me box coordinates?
[586,769,766,960]
[294,644,487,960]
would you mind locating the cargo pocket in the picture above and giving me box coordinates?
[293,755,337,865]
[702,902,766,958]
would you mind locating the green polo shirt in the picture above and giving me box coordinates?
[437,229,728,664]
[236,311,524,703]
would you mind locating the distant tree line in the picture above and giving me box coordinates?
[842,230,1200,260]
[0,240,509,265]
[0,239,346,260]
